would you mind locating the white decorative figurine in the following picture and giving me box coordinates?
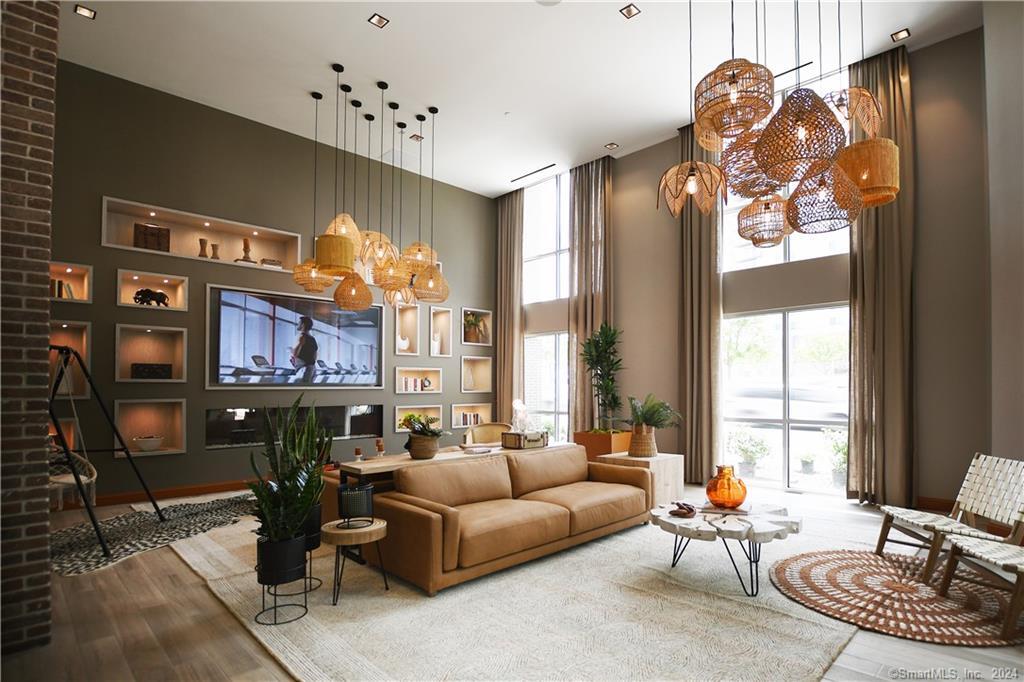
[512,399,530,433]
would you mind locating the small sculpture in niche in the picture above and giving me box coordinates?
[234,237,256,264]
[210,243,220,260]
[133,288,170,307]
[421,377,432,390]
[198,237,209,258]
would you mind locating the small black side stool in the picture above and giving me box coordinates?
[320,519,389,605]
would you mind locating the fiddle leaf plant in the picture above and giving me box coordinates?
[248,395,332,543]
[579,323,623,432]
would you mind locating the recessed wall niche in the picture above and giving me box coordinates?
[114,398,186,457]
[117,269,188,311]
[394,404,442,433]
[395,304,420,356]
[49,321,91,399]
[395,367,443,394]
[429,306,453,357]
[115,324,187,382]
[48,261,92,303]
[461,356,493,393]
[452,403,494,429]
[462,307,492,346]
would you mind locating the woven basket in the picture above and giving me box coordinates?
[755,88,846,184]
[628,425,658,457]
[837,137,900,208]
[315,233,355,276]
[695,58,774,138]
[412,264,449,303]
[721,125,781,199]
[332,272,373,311]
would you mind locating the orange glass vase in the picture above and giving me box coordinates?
[706,465,747,509]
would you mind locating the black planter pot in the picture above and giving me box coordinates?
[303,503,322,552]
[256,536,307,586]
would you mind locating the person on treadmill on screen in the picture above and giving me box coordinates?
[291,315,319,382]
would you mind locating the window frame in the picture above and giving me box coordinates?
[522,330,569,441]
[522,173,570,305]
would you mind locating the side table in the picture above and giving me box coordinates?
[597,452,685,508]
[320,519,390,605]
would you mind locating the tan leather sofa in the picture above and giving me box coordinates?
[366,444,652,595]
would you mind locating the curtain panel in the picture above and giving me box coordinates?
[568,156,614,433]
[848,46,916,506]
[678,125,722,483]
[495,189,525,423]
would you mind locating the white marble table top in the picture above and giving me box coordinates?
[651,502,803,544]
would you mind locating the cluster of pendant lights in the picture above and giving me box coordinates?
[659,0,900,248]
[293,63,449,310]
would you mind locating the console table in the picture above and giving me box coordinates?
[596,452,684,508]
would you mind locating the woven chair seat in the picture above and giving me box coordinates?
[948,535,1024,575]
[879,505,1003,541]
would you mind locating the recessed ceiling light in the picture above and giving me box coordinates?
[162,279,169,284]
[146,329,152,333]
[149,211,156,217]
[604,142,620,150]
[132,275,139,280]
[74,4,96,20]
[203,221,210,227]
[61,324,68,328]
[252,231,259,236]
[890,28,911,42]
[410,133,424,142]
[619,4,641,20]
[65,267,73,273]
[368,13,389,29]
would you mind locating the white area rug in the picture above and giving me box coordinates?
[170,495,884,681]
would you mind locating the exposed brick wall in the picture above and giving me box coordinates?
[1,0,60,654]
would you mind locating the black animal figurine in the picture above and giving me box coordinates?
[133,288,170,307]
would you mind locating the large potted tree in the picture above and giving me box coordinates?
[249,397,331,592]
[573,323,631,460]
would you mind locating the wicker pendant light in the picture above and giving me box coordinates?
[401,114,432,275]
[413,107,449,303]
[720,124,781,199]
[694,2,774,138]
[332,272,373,311]
[316,65,356,277]
[658,161,726,217]
[323,80,362,260]
[696,120,724,153]
[755,87,845,184]
[738,193,789,247]
[293,92,332,293]
[357,99,399,269]
[787,164,863,234]
[825,87,881,139]
[383,286,415,307]
[375,100,413,293]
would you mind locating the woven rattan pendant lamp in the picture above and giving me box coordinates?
[695,0,774,139]
[696,120,724,153]
[657,0,726,218]
[721,123,781,199]
[834,0,900,208]
[332,270,373,311]
[384,120,416,306]
[374,98,413,293]
[738,193,789,247]
[358,85,399,269]
[316,64,356,277]
[787,164,863,233]
[323,70,362,259]
[293,91,331,293]
[401,114,437,275]
[755,1,845,184]
[413,107,449,303]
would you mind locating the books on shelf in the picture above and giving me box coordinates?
[401,376,432,392]
[49,279,76,300]
[458,411,482,426]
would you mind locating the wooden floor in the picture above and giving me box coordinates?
[2,492,1021,681]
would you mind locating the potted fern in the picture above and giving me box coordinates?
[624,394,681,457]
[573,323,631,460]
[249,397,332,588]
[400,413,449,459]
[463,310,487,344]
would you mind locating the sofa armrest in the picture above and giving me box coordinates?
[382,492,460,572]
[588,462,654,510]
[372,493,444,595]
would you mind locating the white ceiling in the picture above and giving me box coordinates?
[59,1,981,198]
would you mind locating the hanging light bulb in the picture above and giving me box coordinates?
[316,65,356,277]
[357,94,399,269]
[293,91,331,293]
[720,123,781,199]
[376,102,414,294]
[738,193,789,247]
[413,106,449,303]
[684,169,699,195]
[787,164,863,234]
[333,272,373,311]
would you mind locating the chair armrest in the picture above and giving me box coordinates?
[382,492,460,572]
[372,493,444,595]
[588,462,654,510]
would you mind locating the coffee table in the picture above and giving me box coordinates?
[651,502,802,596]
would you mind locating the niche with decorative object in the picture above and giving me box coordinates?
[115,324,187,382]
[117,269,188,311]
[451,403,493,429]
[429,306,453,357]
[394,405,443,433]
[114,398,186,457]
[395,304,420,356]
[395,367,442,394]
[48,262,92,303]
[462,307,492,346]
[461,356,493,393]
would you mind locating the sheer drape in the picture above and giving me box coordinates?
[495,189,524,423]
[848,46,916,506]
[679,125,721,483]
[568,157,614,433]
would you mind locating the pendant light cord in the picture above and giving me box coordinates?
[398,124,405,248]
[417,117,424,244]
[341,87,349,214]
[333,71,340,222]
[794,0,801,87]
[352,99,361,228]
[730,0,735,61]
[389,104,396,243]
[379,87,385,243]
[837,0,842,70]
[429,109,436,264]
[818,0,823,80]
[311,95,319,243]
[860,0,865,62]
[366,114,372,235]
[687,0,695,159]
[755,0,759,65]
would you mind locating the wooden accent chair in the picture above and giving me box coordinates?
[938,534,1024,639]
[874,453,1024,582]
[462,422,512,446]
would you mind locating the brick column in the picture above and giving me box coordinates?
[1,0,60,653]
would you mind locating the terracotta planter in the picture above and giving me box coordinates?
[573,430,632,462]
[464,326,481,344]
[627,425,657,457]
[406,434,440,460]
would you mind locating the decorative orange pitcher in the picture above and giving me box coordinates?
[706,465,747,509]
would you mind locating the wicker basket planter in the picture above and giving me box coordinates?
[627,425,658,457]
[406,434,440,460]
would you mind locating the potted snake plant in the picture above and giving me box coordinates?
[249,396,332,587]
[400,413,449,459]
[623,393,681,457]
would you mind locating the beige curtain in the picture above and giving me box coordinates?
[495,189,524,423]
[568,157,614,433]
[848,46,915,506]
[679,125,721,483]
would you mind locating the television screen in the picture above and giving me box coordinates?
[208,285,383,387]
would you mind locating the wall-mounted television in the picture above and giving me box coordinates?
[207,284,384,388]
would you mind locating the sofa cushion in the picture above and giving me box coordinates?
[395,455,512,508]
[505,445,589,498]
[520,481,647,535]
[457,499,570,568]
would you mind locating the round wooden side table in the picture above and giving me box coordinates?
[320,519,390,605]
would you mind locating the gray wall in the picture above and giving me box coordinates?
[51,61,495,496]
[910,29,992,501]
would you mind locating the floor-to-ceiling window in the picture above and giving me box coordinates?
[521,173,570,438]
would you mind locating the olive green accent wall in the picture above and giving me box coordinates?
[51,61,496,496]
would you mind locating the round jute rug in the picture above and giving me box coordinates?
[770,550,1023,646]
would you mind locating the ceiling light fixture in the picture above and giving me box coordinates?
[132,275,139,280]
[409,132,424,142]
[358,90,398,268]
[604,142,620,150]
[74,4,96,20]
[65,267,73,273]
[317,63,357,276]
[619,4,641,20]
[890,28,910,42]
[335,103,376,311]
[413,106,449,303]
[293,91,331,293]
[385,119,415,306]
[377,102,414,300]
[61,323,68,328]
[368,13,390,29]
[203,221,210,227]
[402,114,435,275]
[149,211,156,217]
